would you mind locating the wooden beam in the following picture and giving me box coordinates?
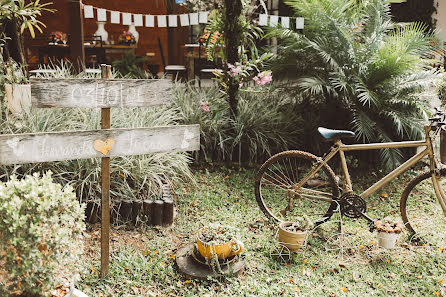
[68,0,85,73]
[100,64,111,278]
[0,125,200,165]
[30,79,172,108]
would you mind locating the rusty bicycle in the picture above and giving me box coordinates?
[255,108,446,246]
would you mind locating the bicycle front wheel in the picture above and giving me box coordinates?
[255,150,339,224]
[400,169,446,247]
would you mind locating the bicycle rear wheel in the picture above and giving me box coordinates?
[400,169,446,247]
[255,150,339,224]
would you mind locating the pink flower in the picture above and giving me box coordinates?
[228,63,242,77]
[200,101,210,112]
[253,71,273,86]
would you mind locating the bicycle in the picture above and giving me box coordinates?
[255,108,446,246]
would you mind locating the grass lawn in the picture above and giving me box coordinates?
[79,165,446,297]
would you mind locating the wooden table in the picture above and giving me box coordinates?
[102,44,137,54]
[35,44,138,65]
[183,44,207,81]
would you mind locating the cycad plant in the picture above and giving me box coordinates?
[271,0,439,168]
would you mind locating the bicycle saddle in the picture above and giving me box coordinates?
[318,127,355,141]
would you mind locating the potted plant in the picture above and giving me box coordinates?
[278,216,314,252]
[49,31,68,45]
[118,31,136,45]
[0,172,87,297]
[374,218,403,249]
[196,223,244,260]
[1,58,31,116]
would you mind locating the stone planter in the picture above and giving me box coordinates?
[4,83,31,115]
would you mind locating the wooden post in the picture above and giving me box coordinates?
[152,200,164,226]
[162,184,174,226]
[132,201,143,225]
[100,64,111,278]
[162,199,174,226]
[68,0,85,73]
[143,200,154,224]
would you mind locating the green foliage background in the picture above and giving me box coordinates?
[270,0,439,168]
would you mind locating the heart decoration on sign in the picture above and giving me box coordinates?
[94,138,115,156]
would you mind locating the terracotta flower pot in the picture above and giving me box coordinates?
[377,231,400,249]
[278,221,307,252]
[196,228,243,260]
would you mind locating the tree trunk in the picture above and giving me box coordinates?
[223,0,242,117]
[3,16,26,67]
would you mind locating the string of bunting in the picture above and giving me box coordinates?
[258,14,304,29]
[82,3,209,28]
[82,4,304,30]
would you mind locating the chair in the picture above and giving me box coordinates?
[195,40,222,87]
[165,65,187,81]
[158,37,187,81]
[83,35,105,68]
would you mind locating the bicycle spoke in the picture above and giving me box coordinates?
[256,151,338,223]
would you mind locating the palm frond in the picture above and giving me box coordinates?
[351,109,376,143]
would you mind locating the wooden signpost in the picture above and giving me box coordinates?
[0,65,200,277]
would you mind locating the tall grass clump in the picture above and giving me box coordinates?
[0,63,194,206]
[270,0,440,168]
[172,82,303,163]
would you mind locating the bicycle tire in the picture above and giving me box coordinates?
[255,150,340,224]
[400,169,446,246]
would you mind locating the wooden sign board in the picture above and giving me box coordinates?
[0,125,199,165]
[30,78,172,108]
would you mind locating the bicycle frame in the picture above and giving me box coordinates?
[295,126,446,214]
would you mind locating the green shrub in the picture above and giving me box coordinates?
[231,91,303,163]
[112,50,149,78]
[172,82,230,161]
[172,82,303,163]
[0,172,85,297]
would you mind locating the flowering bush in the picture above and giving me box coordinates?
[0,172,86,297]
[200,101,210,112]
[222,54,273,90]
[252,71,272,86]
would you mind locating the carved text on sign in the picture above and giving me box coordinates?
[0,125,200,165]
[31,79,172,108]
